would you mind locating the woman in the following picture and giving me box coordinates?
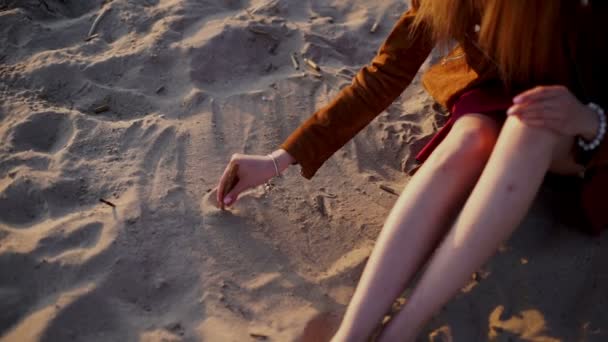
[216,0,608,340]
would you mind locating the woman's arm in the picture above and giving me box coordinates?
[280,5,435,179]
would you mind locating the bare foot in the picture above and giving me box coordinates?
[297,311,342,342]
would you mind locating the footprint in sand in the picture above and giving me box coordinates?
[0,176,46,226]
[9,111,73,154]
[35,222,104,259]
[0,175,91,227]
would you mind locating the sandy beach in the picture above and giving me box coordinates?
[1,0,607,341]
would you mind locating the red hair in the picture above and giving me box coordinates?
[413,0,564,85]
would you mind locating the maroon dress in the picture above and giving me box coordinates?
[415,85,515,163]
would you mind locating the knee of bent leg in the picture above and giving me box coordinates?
[429,114,499,169]
[501,114,560,151]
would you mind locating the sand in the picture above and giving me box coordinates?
[0,0,607,341]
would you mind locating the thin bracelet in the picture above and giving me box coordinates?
[267,154,281,177]
[578,102,607,151]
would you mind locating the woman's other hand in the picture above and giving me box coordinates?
[508,85,600,140]
[216,149,296,208]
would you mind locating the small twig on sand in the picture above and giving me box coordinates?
[290,53,300,70]
[249,333,269,340]
[370,22,380,33]
[87,7,112,39]
[84,33,99,42]
[99,198,116,208]
[379,184,399,196]
[303,58,321,72]
[94,104,110,114]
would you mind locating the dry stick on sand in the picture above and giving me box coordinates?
[94,104,110,114]
[249,333,269,340]
[290,53,300,70]
[84,33,99,42]
[87,7,112,40]
[99,198,116,208]
[379,184,399,196]
[370,22,380,33]
[303,58,321,71]
[221,163,240,211]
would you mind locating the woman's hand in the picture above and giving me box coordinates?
[507,85,599,139]
[216,149,295,208]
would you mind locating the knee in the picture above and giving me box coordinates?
[501,115,561,154]
[428,114,499,170]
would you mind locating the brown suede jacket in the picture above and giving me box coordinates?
[280,1,608,233]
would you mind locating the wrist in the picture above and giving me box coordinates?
[270,149,296,172]
[580,104,600,141]
[577,102,607,153]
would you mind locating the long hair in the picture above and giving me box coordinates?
[413,0,564,85]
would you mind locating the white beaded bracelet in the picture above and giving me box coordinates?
[578,102,607,151]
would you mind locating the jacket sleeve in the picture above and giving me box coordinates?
[279,5,435,179]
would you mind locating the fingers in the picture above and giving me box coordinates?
[509,85,583,137]
[216,155,239,209]
[513,85,566,104]
[216,163,230,208]
[223,178,248,207]
[507,102,555,117]
[518,117,547,127]
[215,153,277,209]
[509,102,571,136]
[222,163,241,207]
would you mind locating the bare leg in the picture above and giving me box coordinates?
[378,116,574,341]
[332,114,500,341]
